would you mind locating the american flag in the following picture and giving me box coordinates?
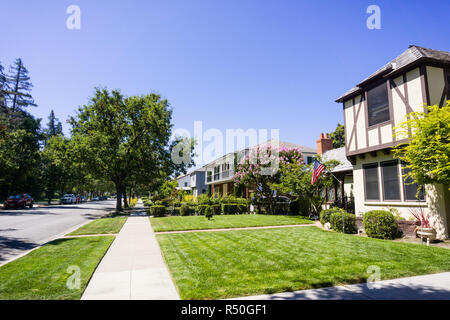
[311,159,326,185]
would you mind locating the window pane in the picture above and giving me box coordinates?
[382,161,400,201]
[364,164,380,200]
[402,166,425,201]
[367,82,390,126]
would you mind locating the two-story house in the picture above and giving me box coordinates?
[204,139,317,197]
[336,45,450,239]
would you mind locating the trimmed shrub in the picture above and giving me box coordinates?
[149,205,166,217]
[320,208,345,225]
[205,205,213,220]
[222,203,239,215]
[165,207,180,216]
[237,203,248,214]
[197,204,209,216]
[180,204,193,216]
[330,211,357,234]
[211,204,221,215]
[363,210,399,240]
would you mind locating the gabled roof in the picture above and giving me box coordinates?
[253,139,316,154]
[336,45,450,103]
[321,147,353,173]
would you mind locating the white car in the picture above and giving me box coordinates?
[59,194,77,204]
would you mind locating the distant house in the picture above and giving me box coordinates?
[336,45,450,239]
[317,133,354,212]
[203,139,317,198]
[189,169,207,197]
[175,174,191,192]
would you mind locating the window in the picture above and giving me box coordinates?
[367,82,390,126]
[184,182,188,187]
[306,156,313,164]
[381,161,401,201]
[402,164,425,201]
[364,163,380,201]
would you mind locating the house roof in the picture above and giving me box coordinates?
[336,45,450,102]
[252,139,316,154]
[321,147,353,173]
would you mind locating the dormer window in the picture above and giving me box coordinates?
[367,81,390,126]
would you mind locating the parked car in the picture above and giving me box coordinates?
[3,194,34,209]
[59,194,77,204]
[81,196,87,203]
[92,196,100,201]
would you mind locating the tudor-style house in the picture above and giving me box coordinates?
[336,45,450,239]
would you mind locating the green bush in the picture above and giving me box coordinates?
[165,206,180,216]
[330,211,357,234]
[205,205,213,220]
[180,204,193,216]
[149,205,166,217]
[211,204,221,215]
[320,207,345,225]
[197,204,209,215]
[237,203,248,214]
[222,203,239,215]
[363,210,399,240]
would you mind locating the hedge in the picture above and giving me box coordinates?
[222,203,239,215]
[149,205,166,217]
[211,204,221,215]
[330,211,357,234]
[363,210,399,240]
[197,204,209,216]
[180,204,193,216]
[205,205,213,220]
[320,208,345,225]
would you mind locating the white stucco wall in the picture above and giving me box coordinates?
[426,66,445,106]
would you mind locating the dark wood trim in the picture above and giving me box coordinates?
[441,68,449,107]
[343,102,349,155]
[387,78,396,142]
[364,91,369,148]
[380,160,401,202]
[346,138,409,157]
[419,65,430,111]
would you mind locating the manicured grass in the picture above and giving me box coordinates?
[150,214,313,232]
[157,227,450,299]
[0,236,114,300]
[68,217,127,235]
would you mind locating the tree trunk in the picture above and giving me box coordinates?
[123,187,129,208]
[115,184,122,212]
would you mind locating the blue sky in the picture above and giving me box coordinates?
[1,0,449,163]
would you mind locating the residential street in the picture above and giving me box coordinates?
[0,200,116,265]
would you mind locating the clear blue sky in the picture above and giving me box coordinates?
[1,0,449,159]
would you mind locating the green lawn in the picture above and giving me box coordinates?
[150,214,313,232]
[0,236,114,300]
[68,217,127,235]
[157,226,450,299]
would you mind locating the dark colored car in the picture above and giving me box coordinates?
[4,194,34,209]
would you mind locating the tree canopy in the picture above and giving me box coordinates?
[393,102,450,188]
[330,123,345,148]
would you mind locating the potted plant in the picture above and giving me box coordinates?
[410,208,436,241]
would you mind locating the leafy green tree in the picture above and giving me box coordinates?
[271,158,338,216]
[393,103,450,188]
[69,88,194,211]
[6,58,36,112]
[0,113,42,198]
[330,123,345,148]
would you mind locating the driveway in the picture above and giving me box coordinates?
[0,200,116,265]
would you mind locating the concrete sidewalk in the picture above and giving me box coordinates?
[231,272,450,300]
[81,217,179,300]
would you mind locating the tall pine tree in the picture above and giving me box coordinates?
[45,109,63,142]
[7,58,36,112]
[0,62,8,112]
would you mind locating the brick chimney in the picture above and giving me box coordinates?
[316,133,333,155]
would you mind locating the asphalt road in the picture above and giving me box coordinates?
[0,200,117,265]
